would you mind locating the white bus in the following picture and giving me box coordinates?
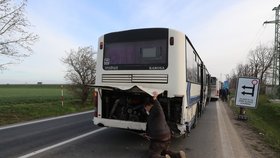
[92,28,210,136]
[210,76,220,101]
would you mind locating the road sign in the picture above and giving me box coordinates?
[235,77,260,108]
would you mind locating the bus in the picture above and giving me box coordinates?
[203,70,212,107]
[91,28,210,136]
[198,67,211,117]
[206,73,212,102]
[210,76,220,101]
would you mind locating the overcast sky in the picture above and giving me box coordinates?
[0,0,279,84]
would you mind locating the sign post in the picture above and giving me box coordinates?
[235,77,260,120]
[61,85,64,107]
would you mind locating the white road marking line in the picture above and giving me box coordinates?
[0,110,94,130]
[18,127,107,158]
[216,101,235,157]
[216,101,251,158]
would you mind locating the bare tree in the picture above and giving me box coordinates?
[248,44,273,83]
[229,70,238,90]
[0,0,39,69]
[236,63,251,77]
[230,44,274,95]
[248,51,259,77]
[62,46,96,105]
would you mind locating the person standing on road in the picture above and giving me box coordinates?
[221,88,228,102]
[143,91,186,158]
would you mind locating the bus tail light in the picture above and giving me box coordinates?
[216,90,219,96]
[170,37,174,45]
[93,91,98,117]
[99,42,103,50]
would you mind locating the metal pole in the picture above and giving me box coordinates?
[61,85,64,107]
[275,6,280,86]
[264,4,280,89]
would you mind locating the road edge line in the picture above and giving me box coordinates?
[18,127,107,158]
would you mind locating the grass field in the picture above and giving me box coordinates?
[229,94,280,152]
[246,95,280,152]
[0,84,94,126]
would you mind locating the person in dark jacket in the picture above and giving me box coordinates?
[143,91,186,158]
[221,88,228,102]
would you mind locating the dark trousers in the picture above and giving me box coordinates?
[148,139,180,158]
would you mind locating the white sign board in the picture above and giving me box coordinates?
[235,77,260,108]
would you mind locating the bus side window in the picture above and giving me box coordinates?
[197,64,201,83]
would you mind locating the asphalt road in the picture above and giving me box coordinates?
[0,101,252,158]
[0,111,98,158]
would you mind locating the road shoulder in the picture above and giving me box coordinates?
[222,101,279,158]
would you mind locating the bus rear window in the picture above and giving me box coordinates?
[103,39,167,70]
[141,47,157,58]
[210,77,217,85]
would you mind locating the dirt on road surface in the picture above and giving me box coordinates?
[222,101,279,158]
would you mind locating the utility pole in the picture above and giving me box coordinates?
[264,4,280,87]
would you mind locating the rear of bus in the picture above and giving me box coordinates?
[210,77,219,101]
[92,28,186,134]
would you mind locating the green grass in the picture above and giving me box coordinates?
[229,94,280,152]
[246,95,280,152]
[0,84,73,105]
[0,84,95,126]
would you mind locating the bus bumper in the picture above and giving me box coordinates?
[93,117,146,131]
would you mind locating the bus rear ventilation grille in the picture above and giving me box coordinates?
[102,74,168,84]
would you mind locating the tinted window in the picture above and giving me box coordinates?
[210,77,217,85]
[186,47,198,82]
[103,28,168,70]
[104,40,167,66]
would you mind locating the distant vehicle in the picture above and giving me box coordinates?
[210,77,220,101]
[91,28,210,136]
[205,73,212,103]
[199,69,211,117]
